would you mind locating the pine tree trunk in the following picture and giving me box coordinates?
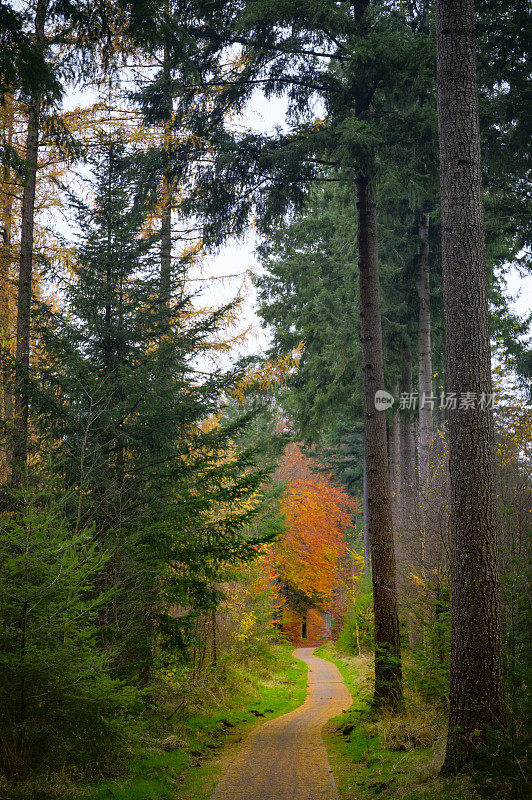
[357,175,403,710]
[417,210,440,582]
[417,209,433,493]
[399,354,421,645]
[400,352,418,559]
[11,0,46,489]
[389,395,403,590]
[211,608,217,667]
[389,384,402,536]
[1,95,15,482]
[362,447,370,573]
[160,37,173,312]
[436,0,505,772]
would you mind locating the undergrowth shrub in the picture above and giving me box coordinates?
[337,577,374,655]
[406,595,451,708]
[0,495,138,779]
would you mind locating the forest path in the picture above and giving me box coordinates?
[209,647,352,800]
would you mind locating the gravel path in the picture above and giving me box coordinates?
[209,647,352,800]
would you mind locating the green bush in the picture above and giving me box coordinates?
[405,586,451,708]
[0,495,138,779]
[337,579,375,655]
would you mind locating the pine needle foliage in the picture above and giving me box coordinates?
[33,137,273,680]
[0,491,136,779]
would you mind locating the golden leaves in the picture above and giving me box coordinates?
[270,443,359,609]
[232,343,304,403]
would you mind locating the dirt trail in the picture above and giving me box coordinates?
[209,647,352,800]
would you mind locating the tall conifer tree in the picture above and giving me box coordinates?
[37,138,270,676]
[435,0,505,771]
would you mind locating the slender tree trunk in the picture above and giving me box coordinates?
[417,210,440,584]
[356,175,403,710]
[11,2,46,489]
[389,388,406,615]
[436,0,505,772]
[400,352,418,563]
[211,608,217,667]
[389,383,402,536]
[417,209,433,492]
[399,353,421,645]
[1,95,15,482]
[160,36,173,312]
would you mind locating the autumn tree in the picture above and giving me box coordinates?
[272,443,356,620]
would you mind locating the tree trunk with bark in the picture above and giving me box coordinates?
[0,95,15,482]
[400,352,418,562]
[389,392,403,592]
[357,175,403,710]
[362,447,370,573]
[398,353,422,644]
[160,36,173,313]
[417,210,440,583]
[389,386,402,536]
[11,0,47,489]
[436,0,505,772]
[417,209,433,493]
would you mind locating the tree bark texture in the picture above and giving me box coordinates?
[436,0,505,772]
[362,447,370,573]
[11,0,47,489]
[357,175,403,709]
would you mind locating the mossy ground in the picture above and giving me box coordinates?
[316,643,517,800]
[3,644,307,800]
[5,643,521,800]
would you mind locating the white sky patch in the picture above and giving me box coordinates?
[183,89,291,363]
[500,264,532,320]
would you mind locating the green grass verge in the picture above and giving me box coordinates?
[315,643,508,800]
[77,644,307,800]
[3,644,307,800]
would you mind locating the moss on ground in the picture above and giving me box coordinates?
[316,643,515,800]
[5,644,308,800]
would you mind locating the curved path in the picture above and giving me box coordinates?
[210,647,352,800]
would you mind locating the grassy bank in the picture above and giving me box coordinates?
[316,644,507,800]
[81,644,307,800]
[3,644,307,800]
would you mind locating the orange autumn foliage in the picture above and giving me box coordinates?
[272,444,360,610]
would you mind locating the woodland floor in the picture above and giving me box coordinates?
[318,645,512,800]
[209,647,351,799]
[6,644,518,800]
